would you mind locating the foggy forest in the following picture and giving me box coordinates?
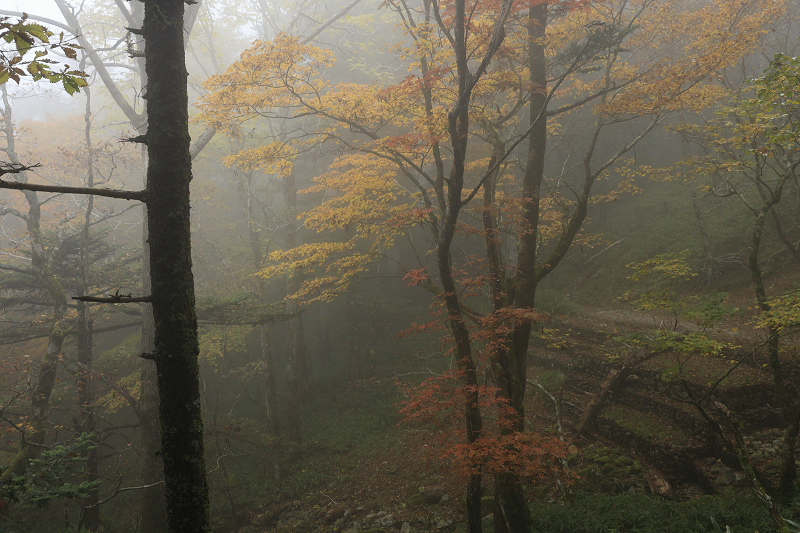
[0,0,799,531]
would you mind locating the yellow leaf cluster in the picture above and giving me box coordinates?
[196,34,336,134]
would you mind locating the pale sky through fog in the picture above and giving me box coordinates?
[4,0,67,24]
[2,0,85,121]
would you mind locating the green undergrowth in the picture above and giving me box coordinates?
[220,381,400,511]
[602,405,684,441]
[303,383,399,454]
[535,288,580,317]
[528,490,777,533]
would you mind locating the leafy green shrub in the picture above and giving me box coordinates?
[1,433,101,508]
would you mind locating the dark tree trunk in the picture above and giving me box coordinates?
[141,0,210,529]
[748,189,797,503]
[491,5,548,532]
[138,351,167,532]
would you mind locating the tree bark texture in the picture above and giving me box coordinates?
[138,235,167,533]
[142,0,210,530]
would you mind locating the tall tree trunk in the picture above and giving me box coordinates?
[491,5,548,532]
[346,267,360,379]
[142,0,210,529]
[77,76,99,531]
[748,188,797,503]
[283,171,307,442]
[239,167,282,436]
[690,190,715,281]
[76,302,99,530]
[441,2,486,524]
[260,323,281,435]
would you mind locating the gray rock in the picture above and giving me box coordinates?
[401,522,412,533]
[716,467,736,486]
[380,514,394,527]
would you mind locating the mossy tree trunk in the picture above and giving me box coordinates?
[141,0,210,530]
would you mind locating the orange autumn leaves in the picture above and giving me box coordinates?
[196,0,789,305]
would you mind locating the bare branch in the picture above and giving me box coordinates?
[72,295,152,303]
[0,179,145,201]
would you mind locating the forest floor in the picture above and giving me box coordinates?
[224,277,795,533]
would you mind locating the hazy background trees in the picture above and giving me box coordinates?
[0,0,799,531]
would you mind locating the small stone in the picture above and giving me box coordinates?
[379,514,394,527]
[437,518,453,529]
[401,522,412,533]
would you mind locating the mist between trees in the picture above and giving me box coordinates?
[0,0,799,532]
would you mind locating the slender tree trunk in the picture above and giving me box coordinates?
[779,410,800,501]
[77,78,99,530]
[2,334,64,480]
[441,4,485,520]
[142,0,210,529]
[0,86,68,483]
[237,167,282,436]
[690,190,715,281]
[260,323,281,435]
[490,5,548,532]
[283,170,308,442]
[316,301,330,361]
[748,193,798,503]
[76,303,99,530]
[346,273,360,379]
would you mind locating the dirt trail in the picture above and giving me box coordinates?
[575,307,745,341]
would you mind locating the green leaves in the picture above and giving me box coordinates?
[0,14,88,94]
[0,433,101,508]
[757,289,800,333]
